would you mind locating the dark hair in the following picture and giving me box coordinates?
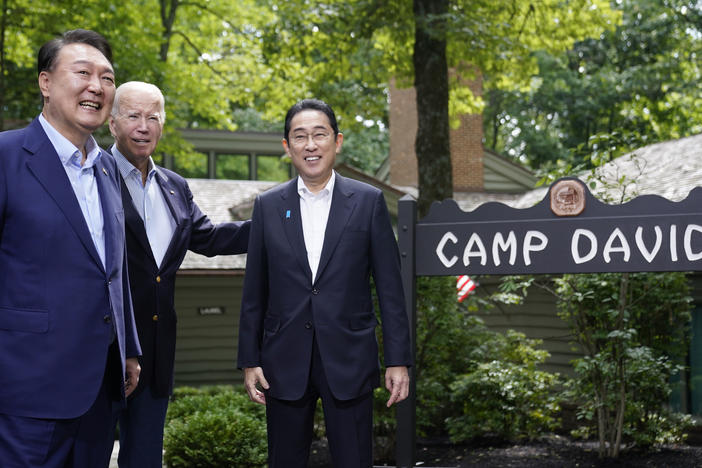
[37,29,112,75]
[284,99,339,141]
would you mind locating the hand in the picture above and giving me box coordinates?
[124,357,141,398]
[385,366,409,407]
[244,367,269,405]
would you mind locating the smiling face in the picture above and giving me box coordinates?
[283,109,343,193]
[109,85,164,171]
[38,42,115,149]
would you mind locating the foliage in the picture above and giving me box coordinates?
[566,346,692,447]
[485,0,702,170]
[555,272,692,456]
[447,332,561,442]
[163,385,267,467]
[373,276,561,448]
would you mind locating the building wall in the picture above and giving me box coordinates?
[389,73,485,191]
[173,274,244,388]
[388,80,419,188]
[474,276,581,376]
[449,72,484,192]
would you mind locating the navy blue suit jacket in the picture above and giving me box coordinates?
[120,165,250,398]
[0,118,140,419]
[237,174,412,401]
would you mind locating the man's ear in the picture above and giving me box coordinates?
[38,71,50,100]
[108,117,117,137]
[335,132,344,153]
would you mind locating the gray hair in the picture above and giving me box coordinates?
[112,81,166,123]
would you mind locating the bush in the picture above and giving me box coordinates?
[555,272,692,455]
[447,331,561,442]
[163,385,267,467]
[372,276,561,446]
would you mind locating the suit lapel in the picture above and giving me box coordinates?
[280,179,313,281]
[95,155,121,277]
[119,175,155,263]
[315,174,356,284]
[23,121,104,271]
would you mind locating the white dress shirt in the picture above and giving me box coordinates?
[112,145,176,268]
[39,114,106,267]
[298,171,336,282]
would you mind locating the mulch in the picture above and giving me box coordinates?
[309,435,702,467]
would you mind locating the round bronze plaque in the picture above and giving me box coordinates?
[550,180,585,217]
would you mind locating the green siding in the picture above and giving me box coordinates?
[173,275,245,388]
[474,277,581,376]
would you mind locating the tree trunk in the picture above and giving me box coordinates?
[413,0,451,217]
[160,0,178,63]
[612,273,630,457]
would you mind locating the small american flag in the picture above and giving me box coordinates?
[457,275,476,302]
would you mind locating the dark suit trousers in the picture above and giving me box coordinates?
[0,345,120,468]
[265,335,373,468]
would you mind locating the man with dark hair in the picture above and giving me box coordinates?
[238,98,412,467]
[108,81,250,468]
[0,29,140,467]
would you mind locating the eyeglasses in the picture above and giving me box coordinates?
[290,131,332,146]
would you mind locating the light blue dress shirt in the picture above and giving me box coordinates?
[39,114,106,268]
[112,145,175,268]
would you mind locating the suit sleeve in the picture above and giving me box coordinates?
[185,181,251,256]
[122,242,141,358]
[237,195,268,368]
[114,157,141,358]
[369,191,413,367]
[0,148,5,239]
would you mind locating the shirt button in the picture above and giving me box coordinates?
[156,276,161,283]
[103,315,112,324]
[152,315,159,321]
[305,321,312,329]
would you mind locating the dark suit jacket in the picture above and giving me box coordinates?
[120,165,250,398]
[237,174,412,401]
[0,118,140,419]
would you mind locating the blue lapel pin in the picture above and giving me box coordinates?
[286,209,291,219]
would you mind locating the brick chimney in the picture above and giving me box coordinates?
[389,72,484,192]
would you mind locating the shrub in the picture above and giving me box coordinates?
[555,272,692,456]
[163,385,267,467]
[164,407,267,467]
[373,276,561,445]
[447,331,561,442]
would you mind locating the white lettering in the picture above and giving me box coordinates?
[492,231,517,266]
[572,229,598,264]
[684,224,702,261]
[603,228,630,263]
[670,225,678,261]
[523,231,548,266]
[635,226,662,263]
[436,232,458,268]
[463,233,488,266]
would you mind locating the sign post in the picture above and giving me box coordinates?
[395,177,702,465]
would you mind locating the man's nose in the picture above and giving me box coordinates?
[86,73,103,94]
[304,135,318,149]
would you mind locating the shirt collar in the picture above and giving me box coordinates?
[111,144,156,183]
[39,113,102,168]
[297,171,336,199]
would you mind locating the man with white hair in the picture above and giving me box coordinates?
[108,81,250,467]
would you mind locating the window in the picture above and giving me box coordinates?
[216,154,249,180]
[173,152,208,179]
[256,155,290,181]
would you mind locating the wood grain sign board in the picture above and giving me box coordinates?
[415,178,702,275]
